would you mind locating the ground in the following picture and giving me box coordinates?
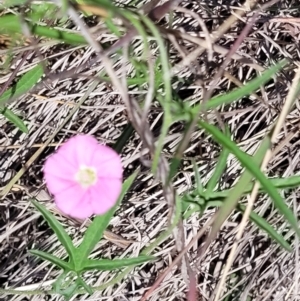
[1,0,300,300]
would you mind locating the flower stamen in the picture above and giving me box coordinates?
[75,165,97,188]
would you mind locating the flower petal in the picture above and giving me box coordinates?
[92,145,123,179]
[54,185,88,217]
[89,178,122,215]
[67,192,94,219]
[44,152,77,181]
[71,135,99,166]
[45,175,77,195]
[43,134,123,218]
[56,138,81,168]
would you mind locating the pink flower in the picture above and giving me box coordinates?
[43,135,123,219]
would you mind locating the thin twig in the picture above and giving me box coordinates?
[174,6,213,61]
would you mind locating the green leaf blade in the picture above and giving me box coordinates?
[79,256,153,272]
[207,175,300,200]
[30,249,73,271]
[204,60,287,111]
[206,135,230,194]
[31,200,76,265]
[199,121,300,237]
[237,204,292,252]
[0,64,44,106]
[0,15,87,45]
[0,108,28,133]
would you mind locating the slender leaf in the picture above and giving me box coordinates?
[29,249,72,271]
[0,108,28,133]
[113,123,134,154]
[206,137,230,193]
[183,194,291,251]
[86,196,182,293]
[0,64,44,106]
[237,204,292,251]
[74,171,138,271]
[199,120,300,237]
[79,256,153,272]
[205,175,300,200]
[31,200,76,265]
[0,15,87,45]
[169,157,182,181]
[268,175,300,190]
[200,136,272,255]
[194,60,288,113]
[168,119,194,180]
[193,160,203,194]
[202,129,271,250]
[170,60,287,185]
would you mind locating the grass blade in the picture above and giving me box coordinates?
[183,193,292,251]
[237,204,292,251]
[198,60,287,112]
[0,64,44,106]
[0,15,87,45]
[170,62,287,184]
[199,120,300,237]
[206,140,230,193]
[193,160,204,194]
[31,200,76,265]
[30,249,72,271]
[0,108,28,133]
[206,175,300,199]
[79,256,153,272]
[113,123,134,154]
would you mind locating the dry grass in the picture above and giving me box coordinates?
[1,0,300,300]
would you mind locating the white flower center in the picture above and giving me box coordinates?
[75,165,97,188]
